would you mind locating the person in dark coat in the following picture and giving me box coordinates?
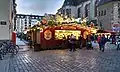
[86,35,92,50]
[28,36,32,48]
[100,34,107,52]
[69,34,76,51]
[78,35,82,49]
[67,35,70,49]
[97,34,101,50]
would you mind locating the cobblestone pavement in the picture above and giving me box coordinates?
[7,42,120,72]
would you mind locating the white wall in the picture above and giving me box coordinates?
[0,0,11,40]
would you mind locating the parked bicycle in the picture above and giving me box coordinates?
[2,41,19,55]
[0,41,19,60]
[0,45,4,60]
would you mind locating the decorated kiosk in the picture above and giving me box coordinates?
[26,16,99,51]
[40,24,97,50]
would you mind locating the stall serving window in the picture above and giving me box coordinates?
[55,30,81,40]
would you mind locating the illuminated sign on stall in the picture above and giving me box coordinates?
[55,30,81,40]
[44,30,52,40]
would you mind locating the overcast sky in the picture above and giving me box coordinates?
[16,0,65,15]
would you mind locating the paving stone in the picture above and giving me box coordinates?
[0,42,120,72]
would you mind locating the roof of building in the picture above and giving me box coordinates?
[16,14,44,17]
[62,0,89,7]
[97,0,120,6]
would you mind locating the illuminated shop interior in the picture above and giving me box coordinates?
[55,30,81,40]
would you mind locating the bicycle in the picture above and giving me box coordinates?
[2,41,19,55]
[0,45,5,60]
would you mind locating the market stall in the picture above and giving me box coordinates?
[97,29,116,38]
[40,24,95,50]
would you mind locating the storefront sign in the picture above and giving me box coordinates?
[55,30,81,40]
[0,21,7,25]
[44,30,52,40]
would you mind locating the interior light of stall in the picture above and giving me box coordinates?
[81,21,83,23]
[83,19,87,22]
[37,27,40,29]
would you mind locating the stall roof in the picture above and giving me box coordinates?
[97,30,116,34]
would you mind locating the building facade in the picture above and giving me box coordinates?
[16,14,44,32]
[0,0,16,40]
[97,0,120,31]
[57,0,98,22]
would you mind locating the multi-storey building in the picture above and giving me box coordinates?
[97,0,120,31]
[16,14,44,32]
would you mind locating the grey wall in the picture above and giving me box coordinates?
[97,2,113,30]
[0,0,11,40]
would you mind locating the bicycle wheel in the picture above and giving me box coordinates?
[15,45,19,53]
[11,48,18,55]
[0,50,4,60]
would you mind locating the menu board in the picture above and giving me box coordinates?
[55,30,81,40]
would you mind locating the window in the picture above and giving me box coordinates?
[101,10,103,16]
[68,9,71,17]
[66,9,71,17]
[95,6,97,17]
[78,7,81,18]
[95,0,98,17]
[118,3,120,7]
[63,9,65,15]
[118,8,120,15]
[104,10,106,15]
[67,2,69,5]
[99,11,100,16]
[85,4,89,17]
[111,9,113,14]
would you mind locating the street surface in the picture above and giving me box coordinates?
[1,38,120,72]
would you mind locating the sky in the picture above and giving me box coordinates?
[16,0,65,16]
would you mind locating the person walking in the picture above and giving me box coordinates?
[99,34,107,52]
[28,36,32,48]
[67,35,70,49]
[78,35,82,49]
[69,34,76,52]
[86,35,92,50]
[97,35,101,50]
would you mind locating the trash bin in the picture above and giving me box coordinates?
[34,44,41,51]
